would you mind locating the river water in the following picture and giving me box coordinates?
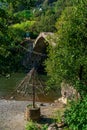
[0,73,60,102]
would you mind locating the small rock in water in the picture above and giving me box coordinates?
[50,103,55,106]
[6,74,10,78]
[10,96,15,100]
[54,100,58,103]
[1,96,4,99]
[17,90,20,93]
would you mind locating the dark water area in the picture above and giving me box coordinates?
[0,73,61,102]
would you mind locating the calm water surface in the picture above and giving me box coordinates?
[0,73,60,102]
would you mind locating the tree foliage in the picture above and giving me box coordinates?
[45,0,87,96]
[65,95,87,130]
[0,1,26,73]
[44,1,87,129]
[6,0,37,12]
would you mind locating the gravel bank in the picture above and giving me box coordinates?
[0,100,50,130]
[0,99,63,130]
[0,100,33,130]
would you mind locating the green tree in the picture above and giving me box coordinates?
[45,0,87,96]
[0,3,11,73]
[7,0,37,12]
[0,1,25,73]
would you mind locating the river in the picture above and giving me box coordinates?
[0,73,60,102]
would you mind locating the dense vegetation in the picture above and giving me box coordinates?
[45,0,87,129]
[45,0,87,96]
[0,0,87,129]
[65,95,87,130]
[1,0,78,74]
[0,0,66,74]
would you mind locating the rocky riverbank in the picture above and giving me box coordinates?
[0,99,64,130]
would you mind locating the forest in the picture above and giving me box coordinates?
[0,0,87,130]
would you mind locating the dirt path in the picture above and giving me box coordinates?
[0,99,64,130]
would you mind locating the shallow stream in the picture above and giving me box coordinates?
[0,73,60,102]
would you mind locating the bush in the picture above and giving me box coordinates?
[41,124,48,130]
[25,121,38,130]
[64,96,87,130]
[25,121,48,130]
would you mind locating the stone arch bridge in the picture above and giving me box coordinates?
[21,32,56,73]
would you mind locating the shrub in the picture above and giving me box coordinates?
[64,96,87,130]
[25,121,48,130]
[25,121,38,130]
[41,124,48,130]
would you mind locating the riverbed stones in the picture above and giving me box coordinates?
[58,97,67,105]
[48,123,58,130]
[0,100,65,130]
[57,122,65,128]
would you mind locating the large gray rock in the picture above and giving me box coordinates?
[61,82,77,100]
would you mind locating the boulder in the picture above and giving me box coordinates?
[58,97,67,105]
[61,82,80,100]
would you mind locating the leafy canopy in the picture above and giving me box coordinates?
[45,0,87,95]
[65,95,87,130]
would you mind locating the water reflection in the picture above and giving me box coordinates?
[0,73,61,102]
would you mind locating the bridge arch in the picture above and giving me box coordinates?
[21,32,56,73]
[33,32,55,53]
[33,32,55,74]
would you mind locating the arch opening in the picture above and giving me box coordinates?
[33,37,49,74]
